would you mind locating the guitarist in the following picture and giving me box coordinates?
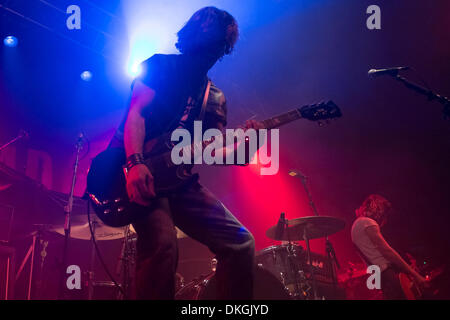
[351,194,428,299]
[109,7,262,299]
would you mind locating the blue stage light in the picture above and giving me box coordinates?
[127,63,142,78]
[4,36,18,47]
[80,71,93,81]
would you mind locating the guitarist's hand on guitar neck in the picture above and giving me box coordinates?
[126,164,156,206]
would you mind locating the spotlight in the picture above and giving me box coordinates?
[80,71,93,81]
[127,63,142,78]
[4,36,18,47]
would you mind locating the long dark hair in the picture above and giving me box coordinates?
[176,7,239,57]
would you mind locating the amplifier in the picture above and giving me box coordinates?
[300,251,335,284]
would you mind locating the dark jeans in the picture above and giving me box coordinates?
[132,181,255,300]
[381,267,406,300]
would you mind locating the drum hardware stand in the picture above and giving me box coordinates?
[15,232,36,300]
[325,237,340,296]
[58,133,84,299]
[15,226,47,299]
[277,212,305,299]
[86,220,98,300]
[293,171,320,300]
[287,243,308,299]
[296,171,341,299]
[115,225,134,300]
[302,227,319,300]
[286,240,302,299]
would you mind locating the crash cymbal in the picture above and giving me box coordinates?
[51,222,131,241]
[51,214,188,241]
[266,216,345,241]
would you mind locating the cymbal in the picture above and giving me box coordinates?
[51,222,132,241]
[266,216,345,241]
[51,214,188,241]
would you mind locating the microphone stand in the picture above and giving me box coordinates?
[391,74,450,120]
[58,134,84,299]
[0,130,28,152]
[297,171,340,299]
[295,172,319,300]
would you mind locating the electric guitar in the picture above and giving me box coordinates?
[86,101,342,227]
[399,264,442,300]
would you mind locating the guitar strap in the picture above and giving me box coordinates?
[174,79,211,131]
[197,79,211,121]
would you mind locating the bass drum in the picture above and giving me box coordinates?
[175,266,291,300]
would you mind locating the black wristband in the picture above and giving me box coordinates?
[125,153,145,171]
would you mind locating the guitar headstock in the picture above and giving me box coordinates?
[299,101,342,122]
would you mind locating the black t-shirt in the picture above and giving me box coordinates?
[109,54,227,148]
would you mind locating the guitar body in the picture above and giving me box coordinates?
[398,273,421,300]
[86,101,341,227]
[86,144,195,227]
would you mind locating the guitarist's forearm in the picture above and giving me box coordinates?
[124,110,146,157]
[124,80,156,157]
[381,246,419,277]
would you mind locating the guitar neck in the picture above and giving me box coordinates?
[193,107,305,150]
[260,108,304,129]
[154,101,339,164]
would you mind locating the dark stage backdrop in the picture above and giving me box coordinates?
[0,0,449,282]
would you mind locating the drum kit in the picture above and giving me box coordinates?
[48,213,346,300]
[175,215,346,300]
[10,207,346,300]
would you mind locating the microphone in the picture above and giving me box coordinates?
[368,67,409,78]
[288,169,307,179]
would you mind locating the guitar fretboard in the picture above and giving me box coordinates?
[261,109,303,129]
